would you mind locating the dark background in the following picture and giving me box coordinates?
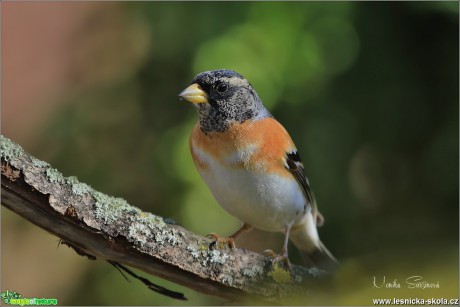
[2,2,458,305]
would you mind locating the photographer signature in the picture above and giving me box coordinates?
[373,275,440,289]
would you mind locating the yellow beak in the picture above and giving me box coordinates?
[178,83,208,104]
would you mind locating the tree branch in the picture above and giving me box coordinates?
[1,135,326,303]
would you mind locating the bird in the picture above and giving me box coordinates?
[179,69,338,270]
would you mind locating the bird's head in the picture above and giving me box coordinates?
[179,69,271,132]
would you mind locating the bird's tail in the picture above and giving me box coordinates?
[290,213,339,271]
[300,240,339,271]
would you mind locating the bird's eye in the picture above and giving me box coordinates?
[216,83,228,93]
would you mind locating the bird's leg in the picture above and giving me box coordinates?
[207,223,253,249]
[263,225,292,270]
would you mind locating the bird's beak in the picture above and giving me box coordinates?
[178,83,208,104]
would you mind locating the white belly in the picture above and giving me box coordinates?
[192,145,306,232]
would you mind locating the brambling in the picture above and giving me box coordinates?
[179,69,338,270]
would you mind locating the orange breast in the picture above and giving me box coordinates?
[189,118,297,176]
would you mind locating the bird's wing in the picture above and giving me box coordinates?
[285,150,323,226]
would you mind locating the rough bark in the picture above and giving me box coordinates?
[1,135,326,303]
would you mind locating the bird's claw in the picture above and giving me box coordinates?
[206,233,236,249]
[263,249,291,270]
[273,254,291,270]
[262,249,277,257]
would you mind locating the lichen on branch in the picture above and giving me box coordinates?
[1,135,326,303]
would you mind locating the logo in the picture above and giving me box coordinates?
[1,290,57,306]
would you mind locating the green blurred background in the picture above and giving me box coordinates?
[2,1,458,305]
